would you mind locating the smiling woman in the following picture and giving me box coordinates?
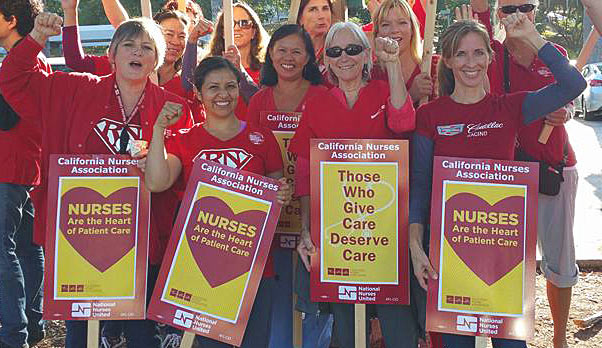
[0,15,195,348]
[144,56,291,348]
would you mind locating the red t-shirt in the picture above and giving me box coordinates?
[245,85,329,126]
[487,39,576,167]
[165,123,283,277]
[290,80,412,159]
[415,93,527,160]
[85,91,143,154]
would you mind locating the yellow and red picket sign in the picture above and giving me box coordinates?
[45,155,150,320]
[310,139,409,304]
[427,156,539,339]
[148,159,282,346]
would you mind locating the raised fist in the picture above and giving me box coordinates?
[502,12,536,39]
[33,13,63,39]
[374,36,399,63]
[189,17,213,42]
[154,101,183,129]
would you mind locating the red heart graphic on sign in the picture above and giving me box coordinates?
[444,193,525,286]
[185,196,267,288]
[59,187,138,273]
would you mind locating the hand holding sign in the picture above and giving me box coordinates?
[410,223,438,290]
[224,45,243,71]
[297,229,316,271]
[276,177,292,206]
[154,102,183,129]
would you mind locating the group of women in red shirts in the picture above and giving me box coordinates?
[0,0,588,347]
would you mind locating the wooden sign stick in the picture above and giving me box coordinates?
[354,303,367,348]
[141,0,152,18]
[288,0,302,24]
[177,0,187,12]
[223,0,234,49]
[539,26,600,144]
[180,331,196,348]
[87,320,100,348]
[292,251,303,347]
[475,336,487,348]
[419,0,438,105]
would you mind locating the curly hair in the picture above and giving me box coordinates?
[206,2,268,72]
[0,0,43,37]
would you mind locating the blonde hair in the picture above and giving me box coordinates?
[372,0,422,64]
[437,20,492,96]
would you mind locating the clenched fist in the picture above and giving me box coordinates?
[30,13,63,46]
[154,102,183,129]
[502,12,536,40]
[374,36,399,63]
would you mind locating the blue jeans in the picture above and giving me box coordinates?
[196,277,274,348]
[0,183,45,347]
[442,334,527,347]
[65,265,161,348]
[302,311,333,348]
[269,248,293,348]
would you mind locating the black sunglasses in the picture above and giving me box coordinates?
[234,19,254,29]
[499,4,536,14]
[325,44,364,58]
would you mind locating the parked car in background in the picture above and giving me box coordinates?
[575,63,602,120]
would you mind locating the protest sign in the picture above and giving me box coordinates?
[309,139,409,305]
[44,154,150,321]
[148,159,282,346]
[427,156,538,340]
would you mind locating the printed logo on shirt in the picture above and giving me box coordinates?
[536,66,553,78]
[437,124,465,136]
[194,148,253,169]
[249,131,265,145]
[466,121,504,138]
[94,118,142,154]
[369,104,386,119]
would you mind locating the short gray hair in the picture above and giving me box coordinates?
[108,18,166,71]
[324,22,373,85]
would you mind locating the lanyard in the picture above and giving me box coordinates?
[114,83,145,154]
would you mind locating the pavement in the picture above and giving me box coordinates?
[560,117,602,266]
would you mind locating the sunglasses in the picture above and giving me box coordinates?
[499,4,536,14]
[234,19,254,29]
[325,44,364,58]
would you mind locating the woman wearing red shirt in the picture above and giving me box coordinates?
[0,15,194,348]
[371,0,438,104]
[409,17,585,348]
[297,0,333,72]
[245,24,328,348]
[469,1,580,345]
[144,56,290,348]
[290,22,416,348]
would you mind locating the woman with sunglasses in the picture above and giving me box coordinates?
[297,0,333,73]
[372,0,438,105]
[409,15,585,348]
[244,24,330,348]
[144,56,291,348]
[179,2,267,121]
[0,15,195,348]
[468,1,578,347]
[290,22,416,348]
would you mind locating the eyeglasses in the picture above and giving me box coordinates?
[325,44,364,58]
[234,19,254,29]
[499,4,536,14]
